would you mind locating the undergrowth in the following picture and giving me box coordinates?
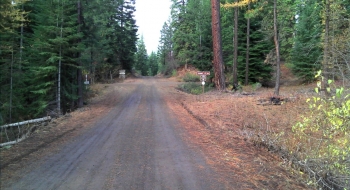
[290,71,350,189]
[178,82,211,95]
[212,71,350,189]
[182,73,200,82]
[249,71,350,189]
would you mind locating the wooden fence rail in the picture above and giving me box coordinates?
[0,116,51,129]
[0,116,51,147]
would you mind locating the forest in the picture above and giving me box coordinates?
[1,0,138,123]
[2,0,349,125]
[1,0,350,188]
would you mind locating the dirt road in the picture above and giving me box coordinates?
[1,78,224,190]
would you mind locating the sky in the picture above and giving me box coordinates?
[134,0,172,54]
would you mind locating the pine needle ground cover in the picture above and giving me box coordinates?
[165,80,349,189]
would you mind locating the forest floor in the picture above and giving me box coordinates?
[161,81,314,189]
[159,64,315,189]
[0,66,317,189]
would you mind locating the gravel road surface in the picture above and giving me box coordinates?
[2,78,224,190]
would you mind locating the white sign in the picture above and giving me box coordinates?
[84,81,89,85]
[197,71,210,75]
[119,70,126,75]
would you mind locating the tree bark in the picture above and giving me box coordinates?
[233,0,238,88]
[273,0,281,96]
[57,0,62,115]
[211,0,225,90]
[322,0,330,96]
[245,3,250,86]
[58,19,62,115]
[77,0,83,108]
[19,4,24,70]
[10,43,14,123]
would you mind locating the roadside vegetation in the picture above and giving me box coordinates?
[177,82,212,95]
[291,73,350,188]
[178,82,349,189]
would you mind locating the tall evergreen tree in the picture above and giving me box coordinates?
[25,0,83,114]
[0,0,30,124]
[158,19,177,75]
[134,36,148,76]
[290,0,322,82]
[221,1,273,84]
[0,0,139,123]
[147,52,158,76]
[211,0,225,90]
[171,0,212,70]
[116,0,138,71]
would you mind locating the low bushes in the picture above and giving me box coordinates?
[178,82,211,95]
[182,73,200,82]
[291,72,350,189]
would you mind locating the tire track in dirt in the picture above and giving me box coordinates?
[1,78,226,190]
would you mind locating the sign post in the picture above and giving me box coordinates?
[119,70,126,81]
[84,74,90,89]
[197,71,210,93]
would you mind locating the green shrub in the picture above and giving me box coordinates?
[252,82,262,92]
[182,73,200,82]
[190,88,202,95]
[292,71,350,187]
[178,82,211,95]
[171,69,177,77]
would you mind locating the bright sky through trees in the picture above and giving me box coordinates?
[134,0,172,54]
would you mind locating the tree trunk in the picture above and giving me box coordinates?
[273,0,281,96]
[90,43,94,85]
[56,0,62,115]
[58,19,62,115]
[211,0,225,90]
[245,3,250,86]
[200,34,203,69]
[19,4,24,70]
[77,0,83,108]
[10,43,14,123]
[322,0,330,96]
[233,0,238,88]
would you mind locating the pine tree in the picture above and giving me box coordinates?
[24,0,83,114]
[147,52,158,76]
[0,0,139,123]
[212,0,225,90]
[0,0,29,124]
[171,0,212,71]
[134,36,148,76]
[118,0,138,71]
[290,0,322,82]
[158,19,177,75]
[221,2,273,85]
